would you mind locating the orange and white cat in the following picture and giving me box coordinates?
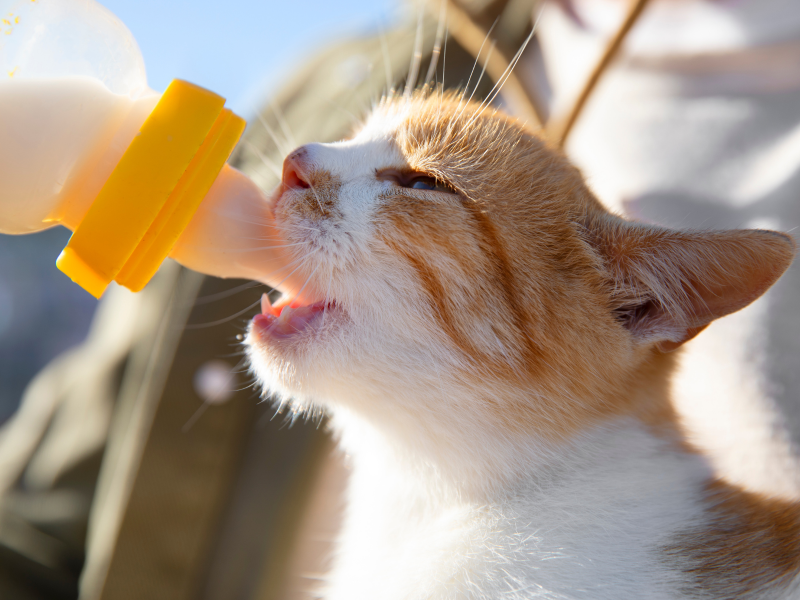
[246,92,798,599]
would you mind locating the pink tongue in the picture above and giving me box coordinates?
[272,304,324,336]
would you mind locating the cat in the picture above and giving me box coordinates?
[245,91,798,599]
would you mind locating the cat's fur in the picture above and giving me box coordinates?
[246,92,798,599]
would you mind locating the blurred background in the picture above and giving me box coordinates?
[0,0,399,424]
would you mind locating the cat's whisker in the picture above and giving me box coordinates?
[457,16,499,115]
[222,254,311,301]
[229,235,303,242]
[227,358,256,378]
[252,106,292,155]
[480,37,530,110]
[179,239,306,252]
[424,0,448,88]
[184,297,263,330]
[232,381,259,394]
[269,103,297,149]
[288,263,321,305]
[202,242,308,253]
[404,7,425,100]
[181,357,253,428]
[222,352,249,361]
[268,253,316,290]
[468,9,542,128]
[322,269,334,329]
[204,210,278,227]
[221,341,249,353]
[290,223,324,233]
[230,354,250,373]
[324,97,361,125]
[441,23,449,100]
[378,22,394,97]
[243,140,283,180]
[181,402,209,433]
[194,281,263,306]
[463,40,496,110]
[252,172,281,190]
[185,254,317,330]
[307,180,327,215]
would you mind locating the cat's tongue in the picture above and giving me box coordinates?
[252,293,326,338]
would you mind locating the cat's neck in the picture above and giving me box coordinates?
[326,404,713,600]
[329,350,687,500]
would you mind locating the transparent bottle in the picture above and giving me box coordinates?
[0,0,293,297]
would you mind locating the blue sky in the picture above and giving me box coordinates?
[97,0,400,118]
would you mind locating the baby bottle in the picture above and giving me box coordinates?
[0,0,294,298]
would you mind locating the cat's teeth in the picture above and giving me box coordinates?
[261,293,272,315]
[278,305,293,324]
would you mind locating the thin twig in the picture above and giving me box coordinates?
[547,0,651,147]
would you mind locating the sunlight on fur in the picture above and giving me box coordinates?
[245,90,797,599]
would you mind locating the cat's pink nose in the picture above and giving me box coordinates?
[282,147,311,190]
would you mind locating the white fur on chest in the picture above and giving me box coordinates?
[323,418,712,600]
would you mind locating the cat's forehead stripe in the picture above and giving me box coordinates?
[376,190,526,368]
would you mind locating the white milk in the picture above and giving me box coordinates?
[0,76,158,234]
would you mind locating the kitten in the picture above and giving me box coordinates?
[246,92,798,599]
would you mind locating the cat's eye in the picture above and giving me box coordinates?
[409,176,438,190]
[376,169,456,194]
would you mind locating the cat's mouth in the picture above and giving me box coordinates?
[249,293,337,341]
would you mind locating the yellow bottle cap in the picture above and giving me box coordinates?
[56,79,246,298]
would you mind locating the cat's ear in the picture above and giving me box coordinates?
[584,215,795,352]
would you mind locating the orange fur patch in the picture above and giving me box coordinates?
[664,481,800,597]
[296,169,342,219]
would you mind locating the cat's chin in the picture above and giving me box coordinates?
[245,297,357,408]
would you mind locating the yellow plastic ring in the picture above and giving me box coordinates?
[57,79,246,298]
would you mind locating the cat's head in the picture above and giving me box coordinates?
[246,92,794,444]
